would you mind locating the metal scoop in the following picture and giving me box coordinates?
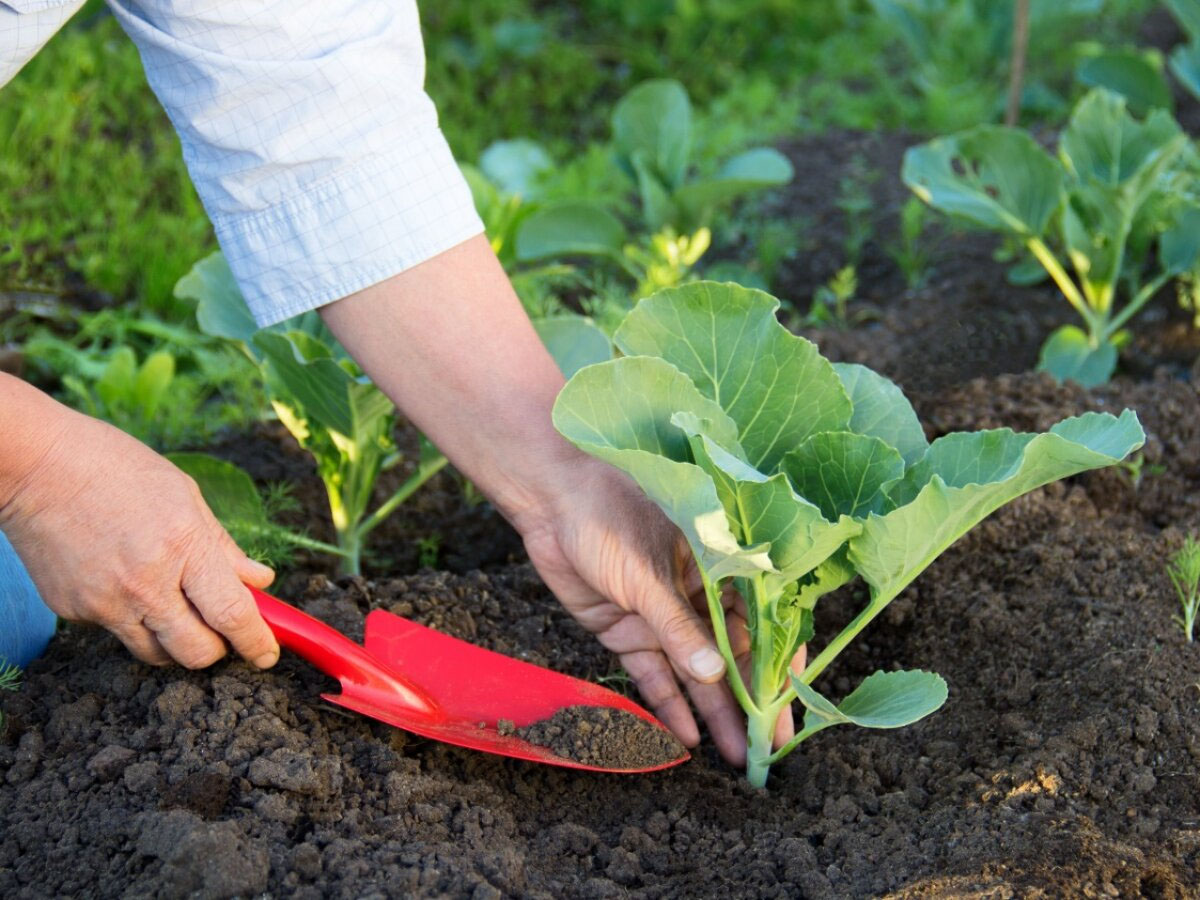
[251,587,690,773]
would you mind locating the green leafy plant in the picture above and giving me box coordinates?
[1168,535,1200,642]
[168,453,345,569]
[0,661,19,732]
[609,79,793,233]
[176,253,448,575]
[1166,0,1200,104]
[836,154,878,266]
[888,197,935,289]
[903,88,1199,386]
[20,307,260,449]
[511,79,792,270]
[805,266,862,329]
[553,281,1144,785]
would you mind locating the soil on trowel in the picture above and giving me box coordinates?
[515,706,685,770]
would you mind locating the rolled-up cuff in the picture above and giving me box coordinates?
[214,125,484,327]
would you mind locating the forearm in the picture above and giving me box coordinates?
[0,375,74,519]
[319,234,584,529]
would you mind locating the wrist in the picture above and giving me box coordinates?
[0,376,76,523]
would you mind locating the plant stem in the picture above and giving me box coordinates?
[336,527,362,576]
[1104,269,1173,340]
[1025,237,1099,335]
[698,568,756,715]
[764,720,827,767]
[745,705,777,788]
[744,574,790,787]
[354,453,448,543]
[796,588,892,686]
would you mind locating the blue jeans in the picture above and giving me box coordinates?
[0,530,56,668]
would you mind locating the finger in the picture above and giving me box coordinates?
[181,546,279,669]
[621,649,701,747]
[142,593,230,670]
[683,676,748,766]
[216,529,275,590]
[108,620,173,667]
[634,582,726,684]
[772,645,806,749]
[773,703,795,749]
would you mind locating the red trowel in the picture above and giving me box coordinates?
[251,587,690,773]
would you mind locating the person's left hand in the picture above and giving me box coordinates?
[516,457,800,766]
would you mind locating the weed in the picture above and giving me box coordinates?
[1169,535,1200,642]
[836,154,878,266]
[888,197,936,290]
[417,534,443,569]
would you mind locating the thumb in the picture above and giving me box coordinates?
[204,503,275,590]
[637,583,727,684]
[220,530,274,589]
[233,553,275,590]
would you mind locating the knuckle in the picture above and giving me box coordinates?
[658,610,700,648]
[636,667,682,708]
[206,593,251,636]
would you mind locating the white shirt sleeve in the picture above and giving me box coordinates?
[103,0,484,326]
[0,2,87,88]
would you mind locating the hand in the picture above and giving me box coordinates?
[517,458,801,766]
[318,237,801,763]
[0,396,280,670]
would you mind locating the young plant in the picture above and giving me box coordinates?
[511,79,792,271]
[903,88,1199,386]
[888,197,935,290]
[21,308,259,449]
[610,79,794,234]
[0,661,19,732]
[1168,535,1200,642]
[553,281,1145,786]
[176,253,448,575]
[836,154,877,266]
[805,265,861,329]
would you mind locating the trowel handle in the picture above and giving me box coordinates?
[250,587,437,717]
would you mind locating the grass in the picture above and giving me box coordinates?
[0,2,212,316]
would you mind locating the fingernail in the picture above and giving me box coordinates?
[689,647,725,679]
[254,649,279,669]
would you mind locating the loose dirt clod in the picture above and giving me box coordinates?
[515,706,684,769]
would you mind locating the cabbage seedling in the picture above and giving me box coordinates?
[554,282,1145,786]
[903,88,1198,386]
[177,254,448,575]
[1169,535,1200,642]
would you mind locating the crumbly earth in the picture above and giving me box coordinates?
[514,707,686,770]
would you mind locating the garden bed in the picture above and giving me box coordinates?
[4,132,1200,898]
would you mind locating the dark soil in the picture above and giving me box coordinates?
[514,707,685,770]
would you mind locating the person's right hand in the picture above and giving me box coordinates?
[0,401,280,670]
